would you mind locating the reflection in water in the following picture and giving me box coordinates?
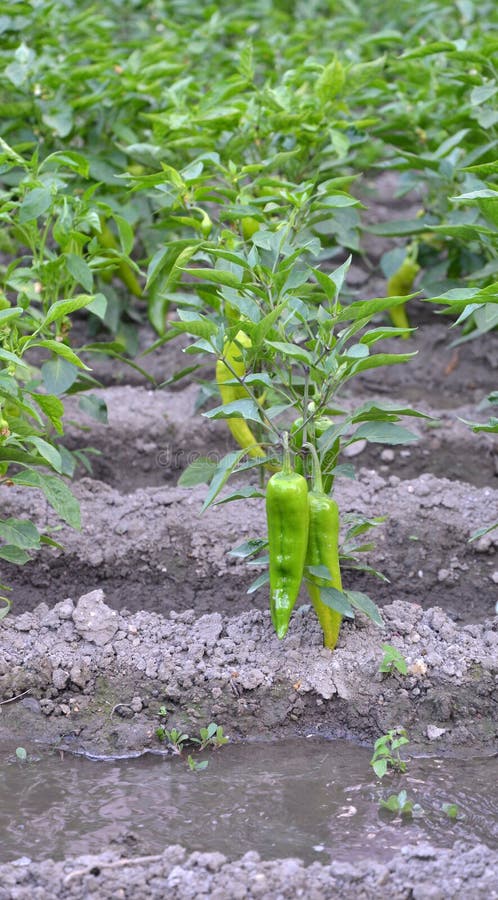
[1,739,497,864]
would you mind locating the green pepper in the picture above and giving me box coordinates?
[266,433,309,639]
[386,252,420,336]
[98,218,142,298]
[304,442,343,650]
[290,412,339,494]
[216,330,266,462]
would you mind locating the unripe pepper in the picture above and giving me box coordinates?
[98,218,142,298]
[290,412,339,494]
[386,252,420,336]
[266,433,309,639]
[304,443,343,650]
[216,330,266,461]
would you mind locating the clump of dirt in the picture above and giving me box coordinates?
[1,589,496,756]
[0,839,496,899]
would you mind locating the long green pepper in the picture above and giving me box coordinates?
[266,433,309,639]
[304,443,343,650]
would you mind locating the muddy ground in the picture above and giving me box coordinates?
[1,173,497,897]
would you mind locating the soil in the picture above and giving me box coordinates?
[1,172,497,897]
[1,841,497,899]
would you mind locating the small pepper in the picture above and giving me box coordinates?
[304,442,343,650]
[290,411,339,494]
[266,433,309,639]
[216,330,266,461]
[386,251,420,336]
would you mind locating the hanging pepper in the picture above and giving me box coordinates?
[98,218,143,298]
[216,330,267,461]
[304,442,343,650]
[290,410,339,494]
[266,433,309,639]
[386,248,420,336]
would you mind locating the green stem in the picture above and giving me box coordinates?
[303,441,323,494]
[281,431,292,474]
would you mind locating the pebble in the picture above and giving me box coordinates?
[343,439,367,457]
[72,590,119,646]
[52,668,69,690]
[426,724,446,741]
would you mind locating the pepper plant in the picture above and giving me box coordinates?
[0,140,145,618]
[172,211,432,647]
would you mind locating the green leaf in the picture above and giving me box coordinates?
[469,521,498,541]
[0,518,40,549]
[318,586,355,617]
[247,570,270,594]
[34,340,89,369]
[0,307,23,326]
[42,295,103,328]
[229,538,267,559]
[33,394,64,434]
[373,759,388,779]
[78,394,108,423]
[349,422,418,445]
[171,317,218,340]
[349,352,417,376]
[350,401,431,422]
[41,358,79,395]
[203,399,262,423]
[0,545,31,564]
[182,268,241,287]
[345,591,383,626]
[214,486,264,504]
[178,457,218,487]
[380,794,401,812]
[65,254,94,292]
[201,449,248,512]
[0,348,29,369]
[442,802,461,820]
[25,437,62,472]
[12,472,80,528]
[0,596,11,620]
[18,187,52,223]
[159,365,201,387]
[360,327,416,345]
[265,341,312,365]
[114,215,134,256]
[400,41,456,59]
[334,296,415,324]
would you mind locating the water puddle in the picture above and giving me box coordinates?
[1,738,497,865]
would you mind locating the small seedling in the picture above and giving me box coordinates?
[442,802,462,820]
[156,713,228,773]
[379,644,408,676]
[370,727,409,778]
[187,755,209,773]
[193,723,229,750]
[379,789,423,817]
[155,727,189,754]
[15,747,27,761]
